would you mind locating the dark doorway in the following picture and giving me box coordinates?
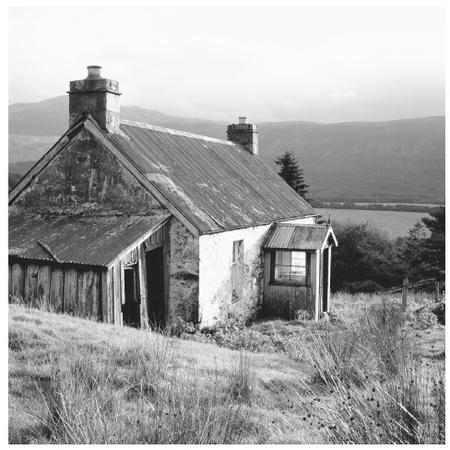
[122,265,141,327]
[322,249,329,312]
[146,247,165,327]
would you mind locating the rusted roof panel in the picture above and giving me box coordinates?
[9,213,170,267]
[97,121,318,234]
[264,223,335,250]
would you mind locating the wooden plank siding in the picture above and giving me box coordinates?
[50,267,64,312]
[37,265,51,304]
[10,263,25,299]
[101,271,109,323]
[64,268,78,315]
[137,243,149,328]
[9,225,168,327]
[263,251,315,319]
[8,259,105,319]
[107,269,114,324]
[24,264,39,301]
[113,263,122,325]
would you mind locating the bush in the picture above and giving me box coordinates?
[331,222,402,292]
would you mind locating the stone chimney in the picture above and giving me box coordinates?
[227,116,258,155]
[68,66,121,133]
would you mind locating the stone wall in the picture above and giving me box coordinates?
[12,128,164,216]
[167,217,200,325]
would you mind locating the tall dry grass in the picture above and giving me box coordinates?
[284,300,445,444]
[25,334,254,444]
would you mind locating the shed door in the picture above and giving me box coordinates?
[231,240,244,303]
[122,265,141,327]
[146,247,165,327]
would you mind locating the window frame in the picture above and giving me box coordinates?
[269,249,310,287]
[231,240,244,303]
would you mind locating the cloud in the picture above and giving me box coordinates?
[330,90,357,99]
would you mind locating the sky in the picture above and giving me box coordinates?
[8,6,445,123]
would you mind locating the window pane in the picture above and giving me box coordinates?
[291,251,306,266]
[275,251,290,265]
[274,265,291,281]
[273,250,308,284]
[275,251,282,264]
[290,266,307,283]
[233,240,243,263]
[281,251,291,266]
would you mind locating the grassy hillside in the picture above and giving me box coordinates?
[9,293,444,444]
[8,96,444,203]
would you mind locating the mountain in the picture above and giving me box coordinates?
[9,96,445,203]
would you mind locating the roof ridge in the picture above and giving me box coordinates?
[277,222,327,227]
[120,119,235,146]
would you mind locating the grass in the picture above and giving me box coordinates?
[9,292,445,444]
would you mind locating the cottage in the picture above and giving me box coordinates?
[9,66,337,328]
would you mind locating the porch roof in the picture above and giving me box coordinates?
[9,212,171,267]
[263,223,338,251]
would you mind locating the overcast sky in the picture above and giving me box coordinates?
[8,6,444,123]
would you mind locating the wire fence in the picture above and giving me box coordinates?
[376,277,444,310]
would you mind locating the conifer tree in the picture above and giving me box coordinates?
[274,151,309,199]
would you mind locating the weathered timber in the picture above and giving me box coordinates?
[107,269,114,324]
[113,263,122,325]
[137,244,148,328]
[50,267,64,312]
[11,263,25,299]
[64,268,78,314]
[78,270,95,318]
[25,264,39,301]
[91,271,100,320]
[101,271,108,323]
[37,265,51,303]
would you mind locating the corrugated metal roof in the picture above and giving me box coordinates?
[9,213,170,267]
[264,223,337,250]
[95,120,318,234]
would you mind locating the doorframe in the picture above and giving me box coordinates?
[145,245,166,327]
[122,262,141,328]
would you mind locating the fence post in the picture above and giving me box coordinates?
[402,278,409,311]
[435,281,440,303]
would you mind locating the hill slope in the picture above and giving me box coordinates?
[8,304,314,444]
[9,96,444,203]
[9,294,444,444]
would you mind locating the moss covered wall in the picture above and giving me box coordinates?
[167,218,199,325]
[12,128,164,216]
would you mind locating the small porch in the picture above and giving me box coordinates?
[262,223,338,321]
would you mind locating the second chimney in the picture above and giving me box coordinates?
[227,117,258,155]
[68,66,121,133]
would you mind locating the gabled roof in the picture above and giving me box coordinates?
[9,213,170,267]
[9,116,318,235]
[263,223,338,251]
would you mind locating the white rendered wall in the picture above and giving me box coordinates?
[198,216,316,327]
[280,216,316,225]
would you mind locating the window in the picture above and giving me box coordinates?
[232,240,244,302]
[271,250,308,285]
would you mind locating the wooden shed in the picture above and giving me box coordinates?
[9,213,170,327]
